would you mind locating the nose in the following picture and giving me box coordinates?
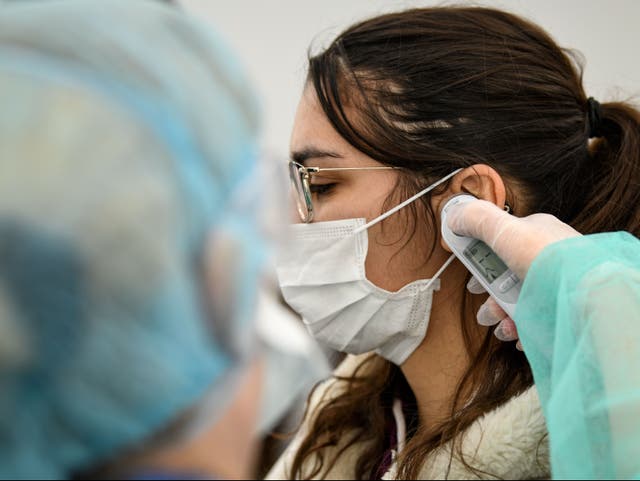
[288,189,304,223]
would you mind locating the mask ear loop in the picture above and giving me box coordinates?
[353,168,464,235]
[424,254,456,291]
[351,168,464,288]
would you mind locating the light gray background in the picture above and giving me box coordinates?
[182,0,640,156]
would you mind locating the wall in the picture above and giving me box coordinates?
[181,0,640,155]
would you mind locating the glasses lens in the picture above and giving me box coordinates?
[288,162,310,222]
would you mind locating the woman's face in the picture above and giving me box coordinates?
[290,87,452,292]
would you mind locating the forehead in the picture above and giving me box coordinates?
[290,88,343,146]
[290,87,371,167]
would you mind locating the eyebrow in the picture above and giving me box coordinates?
[291,148,342,165]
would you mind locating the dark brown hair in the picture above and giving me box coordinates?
[290,6,640,480]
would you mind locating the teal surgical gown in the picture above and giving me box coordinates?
[516,231,640,480]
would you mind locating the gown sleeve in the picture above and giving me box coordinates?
[515,231,640,480]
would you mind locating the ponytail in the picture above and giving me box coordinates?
[571,101,640,237]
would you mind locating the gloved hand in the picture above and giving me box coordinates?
[466,277,524,349]
[446,199,581,348]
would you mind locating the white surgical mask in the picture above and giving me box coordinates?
[276,169,461,365]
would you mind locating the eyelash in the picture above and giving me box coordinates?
[310,183,336,196]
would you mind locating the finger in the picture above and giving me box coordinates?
[446,199,512,248]
[516,340,524,351]
[477,297,508,326]
[497,315,519,337]
[466,275,486,294]
[494,317,519,342]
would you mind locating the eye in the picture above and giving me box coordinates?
[310,183,336,196]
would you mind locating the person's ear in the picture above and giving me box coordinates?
[434,165,507,252]
[450,164,507,205]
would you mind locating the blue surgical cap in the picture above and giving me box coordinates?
[0,0,265,478]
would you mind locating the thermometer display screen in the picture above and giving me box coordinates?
[463,240,509,283]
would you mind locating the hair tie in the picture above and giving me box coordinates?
[587,97,603,138]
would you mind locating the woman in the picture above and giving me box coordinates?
[269,6,640,480]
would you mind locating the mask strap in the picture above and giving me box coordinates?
[353,168,463,234]
[424,254,456,291]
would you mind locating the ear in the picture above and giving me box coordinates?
[434,164,507,252]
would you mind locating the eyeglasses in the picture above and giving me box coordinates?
[288,160,397,223]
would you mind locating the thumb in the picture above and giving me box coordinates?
[446,199,513,251]
[446,199,581,279]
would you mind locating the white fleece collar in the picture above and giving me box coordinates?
[267,354,550,480]
[382,386,550,479]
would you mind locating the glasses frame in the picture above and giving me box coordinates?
[289,160,397,223]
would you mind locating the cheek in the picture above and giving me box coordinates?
[364,221,412,291]
[312,197,357,222]
[312,168,399,223]
[312,181,388,222]
[364,212,439,292]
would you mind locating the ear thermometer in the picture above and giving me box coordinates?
[440,194,520,318]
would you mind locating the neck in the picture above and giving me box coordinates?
[400,258,485,433]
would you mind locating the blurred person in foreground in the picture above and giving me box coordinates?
[0,0,331,479]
